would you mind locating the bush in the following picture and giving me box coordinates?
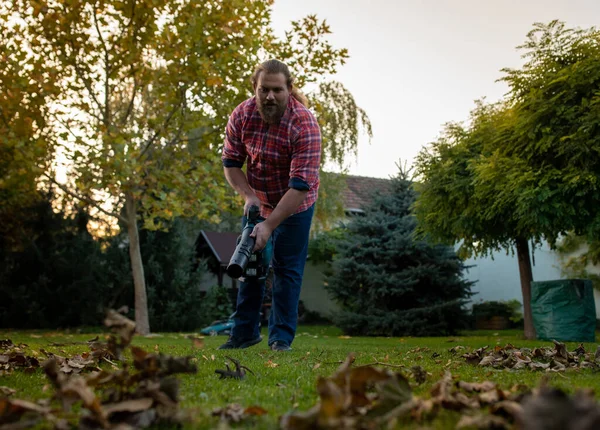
[471,300,522,321]
[471,300,523,329]
[0,195,115,328]
[199,285,234,326]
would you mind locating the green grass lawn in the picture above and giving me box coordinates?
[1,325,598,429]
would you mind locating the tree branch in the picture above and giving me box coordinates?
[110,0,137,55]
[93,6,111,126]
[121,75,138,126]
[43,172,128,225]
[139,100,182,159]
[67,40,104,116]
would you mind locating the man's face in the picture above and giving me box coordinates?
[254,72,290,124]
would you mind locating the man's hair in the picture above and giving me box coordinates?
[251,59,308,107]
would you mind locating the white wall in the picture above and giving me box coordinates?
[464,243,562,303]
[300,262,340,317]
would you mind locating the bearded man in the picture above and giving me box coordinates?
[219,59,321,351]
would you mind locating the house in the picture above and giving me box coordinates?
[195,174,597,318]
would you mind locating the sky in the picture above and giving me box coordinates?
[270,0,600,179]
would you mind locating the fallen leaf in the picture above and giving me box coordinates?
[456,413,509,429]
[190,337,205,349]
[0,386,16,396]
[244,405,268,416]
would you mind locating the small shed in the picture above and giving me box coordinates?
[195,230,239,287]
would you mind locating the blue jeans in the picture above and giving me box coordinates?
[230,204,314,346]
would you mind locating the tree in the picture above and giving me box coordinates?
[414,21,600,339]
[5,1,353,334]
[325,169,473,337]
[414,100,542,339]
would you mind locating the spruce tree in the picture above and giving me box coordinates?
[325,171,473,336]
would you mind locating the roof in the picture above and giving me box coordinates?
[342,174,393,211]
[198,230,239,266]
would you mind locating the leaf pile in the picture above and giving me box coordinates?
[0,309,197,429]
[280,353,413,429]
[280,352,600,430]
[0,339,40,375]
[461,341,600,372]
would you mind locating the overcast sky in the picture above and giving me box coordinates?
[270,0,600,178]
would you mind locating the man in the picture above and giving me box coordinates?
[219,59,321,351]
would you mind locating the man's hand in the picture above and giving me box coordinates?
[250,221,274,252]
[244,196,261,216]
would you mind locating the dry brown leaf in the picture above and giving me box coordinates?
[456,413,509,429]
[265,360,279,368]
[478,356,497,366]
[190,337,205,349]
[478,388,504,404]
[0,386,16,397]
[213,403,262,423]
[490,400,524,421]
[244,405,268,416]
[457,380,496,393]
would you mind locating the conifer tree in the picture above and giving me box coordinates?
[326,170,473,336]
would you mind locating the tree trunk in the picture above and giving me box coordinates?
[125,193,150,335]
[515,237,536,340]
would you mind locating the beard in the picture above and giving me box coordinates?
[257,99,287,124]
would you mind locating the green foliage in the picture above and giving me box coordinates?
[308,226,345,263]
[414,100,532,258]
[555,234,600,290]
[138,218,211,332]
[325,170,474,337]
[472,300,523,323]
[0,193,115,328]
[199,285,234,325]
[496,20,600,242]
[308,81,372,233]
[416,20,600,255]
[0,9,58,249]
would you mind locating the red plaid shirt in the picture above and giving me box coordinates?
[222,96,321,217]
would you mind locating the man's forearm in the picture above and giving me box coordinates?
[264,188,308,230]
[224,167,256,200]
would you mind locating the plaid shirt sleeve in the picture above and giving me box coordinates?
[222,107,246,168]
[288,111,321,191]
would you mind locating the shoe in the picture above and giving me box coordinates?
[218,336,262,350]
[270,341,292,351]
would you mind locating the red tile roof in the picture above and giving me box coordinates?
[342,175,393,211]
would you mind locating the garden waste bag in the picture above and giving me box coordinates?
[531,279,596,342]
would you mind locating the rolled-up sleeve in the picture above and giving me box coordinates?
[222,109,246,168]
[289,113,321,191]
